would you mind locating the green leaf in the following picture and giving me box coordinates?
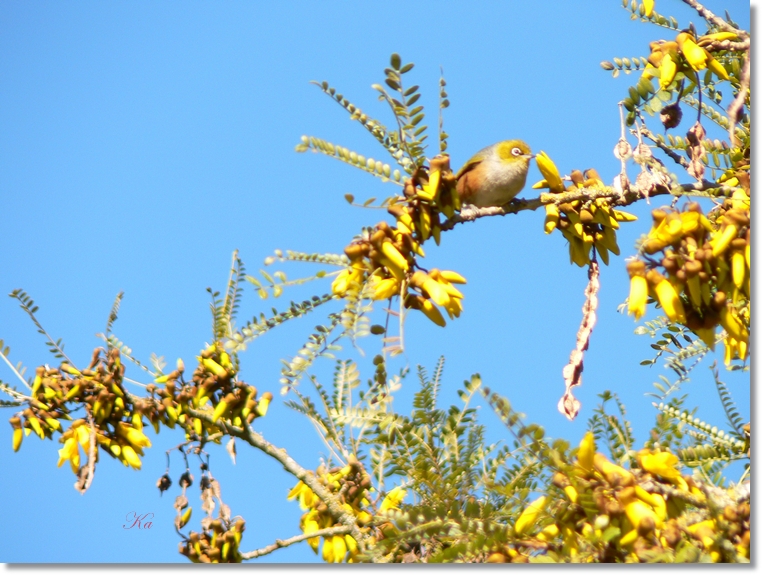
[601,526,621,542]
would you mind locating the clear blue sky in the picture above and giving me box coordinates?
[0,0,752,564]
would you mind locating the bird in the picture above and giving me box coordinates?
[455,140,534,208]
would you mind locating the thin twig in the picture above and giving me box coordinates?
[77,412,98,494]
[0,382,31,401]
[186,407,365,546]
[0,350,33,390]
[680,0,746,35]
[726,52,750,147]
[640,127,690,169]
[241,524,353,560]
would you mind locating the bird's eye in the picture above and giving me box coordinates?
[511,147,522,156]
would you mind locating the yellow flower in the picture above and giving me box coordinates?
[534,151,565,193]
[637,449,682,481]
[646,269,686,324]
[643,0,654,17]
[57,436,81,473]
[379,486,406,513]
[577,431,596,472]
[330,535,346,563]
[321,535,335,563]
[121,444,142,469]
[331,266,365,296]
[288,481,318,510]
[658,50,678,89]
[370,276,400,301]
[676,32,708,71]
[626,260,649,321]
[514,495,548,535]
[303,518,320,553]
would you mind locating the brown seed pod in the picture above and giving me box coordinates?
[662,255,679,273]
[344,243,366,261]
[429,154,451,173]
[711,291,727,311]
[636,515,656,537]
[643,238,667,254]
[660,102,683,130]
[684,259,702,276]
[651,209,668,224]
[552,472,571,489]
[569,169,585,187]
[626,260,647,277]
[605,498,623,517]
[730,238,747,250]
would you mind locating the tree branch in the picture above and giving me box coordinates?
[726,52,750,147]
[680,0,747,36]
[645,480,706,508]
[0,381,30,402]
[640,128,690,170]
[703,39,750,52]
[0,351,32,390]
[241,524,352,560]
[441,179,733,231]
[186,407,365,546]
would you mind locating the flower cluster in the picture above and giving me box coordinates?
[496,432,750,563]
[144,343,272,442]
[179,518,246,563]
[333,155,468,327]
[627,192,750,364]
[287,457,374,563]
[534,152,637,266]
[10,348,152,473]
[643,30,733,90]
[9,343,274,479]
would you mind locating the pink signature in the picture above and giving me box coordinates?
[123,511,154,530]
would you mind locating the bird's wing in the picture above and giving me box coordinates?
[455,152,486,180]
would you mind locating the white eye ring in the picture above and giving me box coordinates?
[511,147,523,156]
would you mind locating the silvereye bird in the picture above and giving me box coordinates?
[455,140,534,208]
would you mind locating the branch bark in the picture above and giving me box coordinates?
[186,407,365,547]
[680,0,747,36]
[241,524,352,560]
[727,52,751,147]
[441,180,732,231]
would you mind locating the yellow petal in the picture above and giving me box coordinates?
[379,486,407,513]
[514,496,547,535]
[535,152,565,193]
[660,53,678,89]
[677,33,708,71]
[637,449,681,481]
[577,431,596,472]
[628,276,648,320]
